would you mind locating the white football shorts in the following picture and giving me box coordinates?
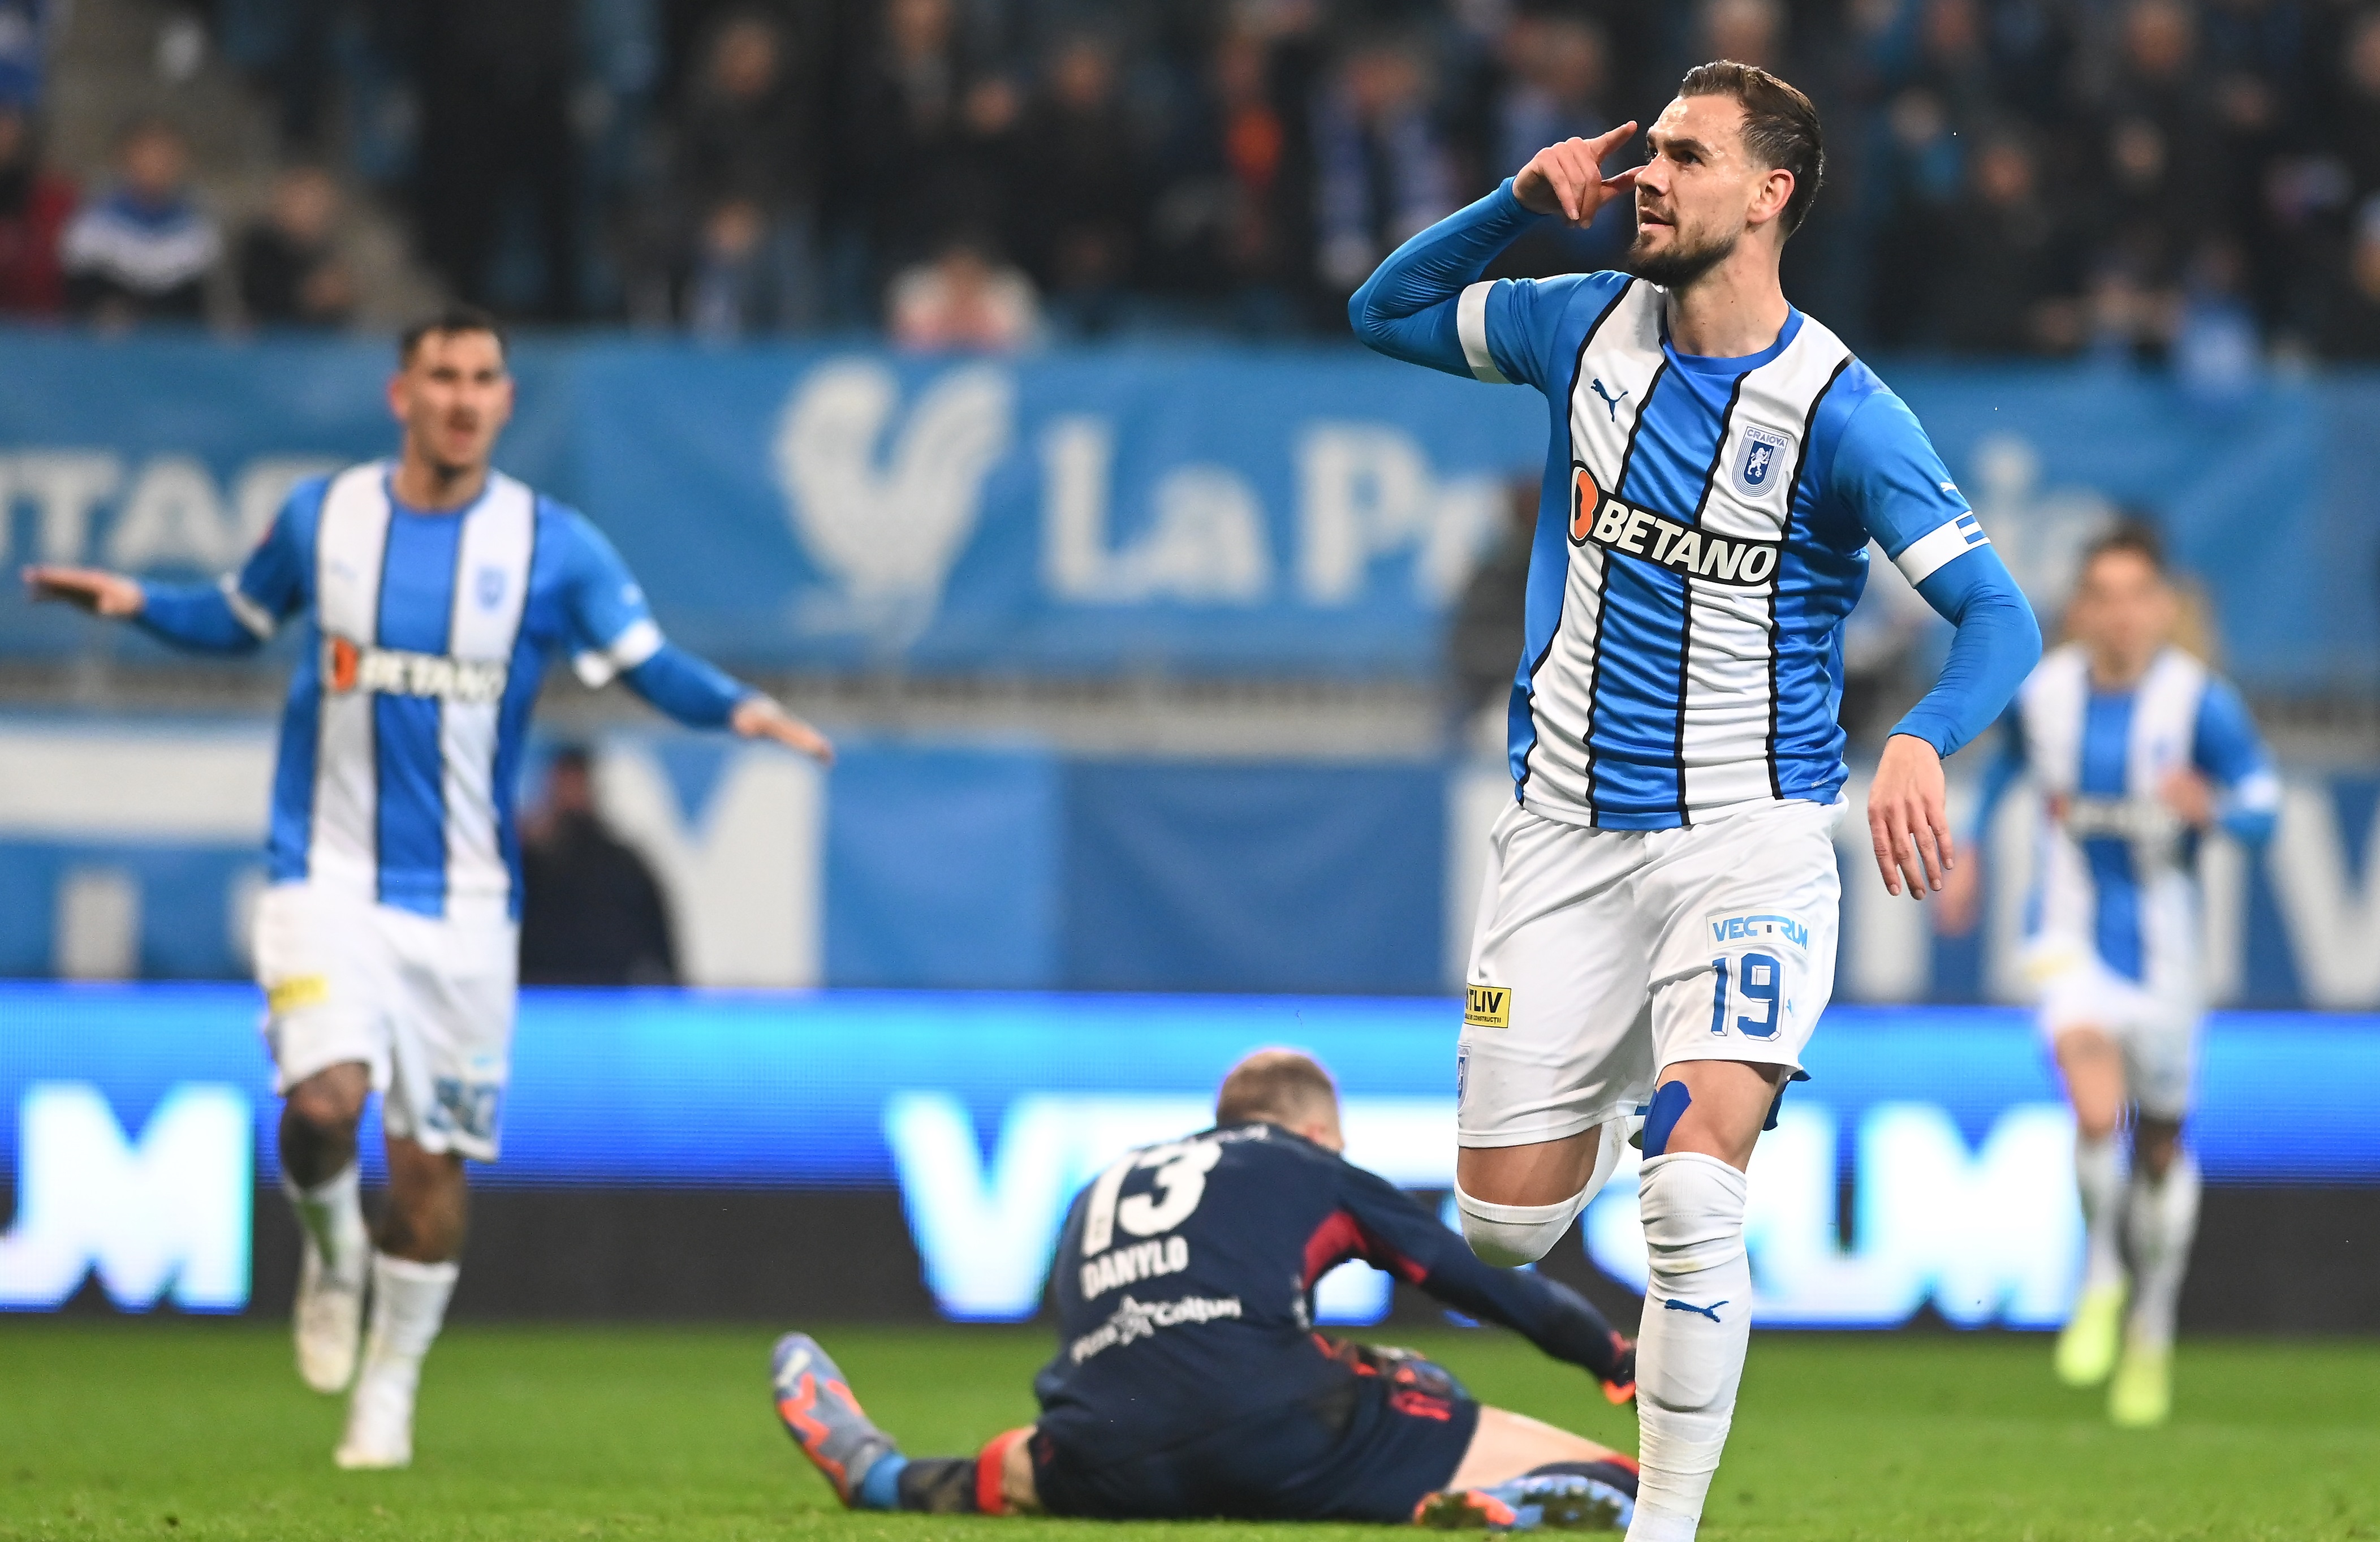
[1457,796,1843,1148]
[2032,953,2198,1122]
[253,880,519,1163]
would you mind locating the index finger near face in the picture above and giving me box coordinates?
[1586,120,1639,161]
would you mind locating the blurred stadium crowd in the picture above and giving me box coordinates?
[7,0,2380,356]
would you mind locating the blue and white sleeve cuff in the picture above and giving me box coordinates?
[1892,512,1990,585]
[572,618,664,687]
[1456,281,1511,384]
[219,576,278,640]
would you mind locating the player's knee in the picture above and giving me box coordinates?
[2133,1119,2182,1180]
[284,1065,367,1134]
[1453,1183,1589,1267]
[2073,1103,2122,1144]
[1635,1151,1748,1280]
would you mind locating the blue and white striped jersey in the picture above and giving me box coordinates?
[1456,272,1989,829]
[191,461,735,922]
[1999,643,2278,993]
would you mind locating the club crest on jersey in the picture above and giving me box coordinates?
[1570,462,1781,586]
[475,566,507,609]
[1735,425,1795,495]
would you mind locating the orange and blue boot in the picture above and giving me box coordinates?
[771,1333,900,1507]
[1415,1460,1638,1532]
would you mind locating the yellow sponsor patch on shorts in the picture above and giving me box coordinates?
[266,974,329,1014]
[1463,984,1511,1028]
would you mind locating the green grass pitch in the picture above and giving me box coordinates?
[2,1321,2375,1540]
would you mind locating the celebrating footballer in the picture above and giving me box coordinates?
[1350,61,2041,1540]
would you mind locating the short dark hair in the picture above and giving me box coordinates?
[1215,1049,1338,1128]
[400,304,507,366]
[1678,60,1826,235]
[2081,518,2167,579]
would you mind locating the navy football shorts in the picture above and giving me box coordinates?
[1032,1342,1481,1523]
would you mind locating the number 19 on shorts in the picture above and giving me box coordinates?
[1710,952,1784,1040]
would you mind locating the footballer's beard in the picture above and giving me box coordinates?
[413,419,490,488]
[1625,210,1737,290]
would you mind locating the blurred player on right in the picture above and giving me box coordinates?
[1940,523,2277,1427]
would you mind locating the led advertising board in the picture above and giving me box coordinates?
[2,985,2370,1326]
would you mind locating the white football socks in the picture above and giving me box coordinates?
[1454,1116,1628,1267]
[365,1251,456,1364]
[1453,1185,1586,1267]
[1628,1152,1751,1542]
[285,1165,368,1289]
[2124,1150,2200,1347]
[2072,1133,2125,1293]
[356,1252,458,1401]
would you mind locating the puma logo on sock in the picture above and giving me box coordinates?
[1662,1297,1726,1323]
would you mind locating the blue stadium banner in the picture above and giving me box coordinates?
[2,332,2375,690]
[3,984,2374,1328]
[6,718,2378,1009]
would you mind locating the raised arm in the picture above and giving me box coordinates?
[23,484,317,654]
[1842,390,2043,901]
[1334,1165,1629,1387]
[558,512,832,763]
[1348,126,1637,378]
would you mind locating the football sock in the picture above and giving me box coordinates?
[1453,1185,1585,1267]
[355,1252,458,1399]
[1454,1116,1626,1267]
[859,1453,913,1510]
[2124,1149,2200,1347]
[890,1455,994,1513]
[973,1427,1033,1516]
[1627,1152,1750,1542]
[284,1164,368,1288]
[2072,1132,2124,1291]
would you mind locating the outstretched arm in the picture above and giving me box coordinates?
[561,516,833,762]
[1335,1167,1628,1386]
[1348,126,1637,377]
[25,490,316,654]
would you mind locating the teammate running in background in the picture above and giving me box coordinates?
[1349,64,2041,1541]
[777,1050,1642,1531]
[1938,523,2276,1427]
[23,306,833,1469]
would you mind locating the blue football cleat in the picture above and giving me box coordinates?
[771,1332,898,1505]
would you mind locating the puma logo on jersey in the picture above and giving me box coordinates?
[1589,377,1628,421]
[1570,466,1781,586]
[324,635,509,704]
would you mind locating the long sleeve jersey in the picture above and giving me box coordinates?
[135,461,754,920]
[1033,1121,1624,1460]
[1351,182,2040,826]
